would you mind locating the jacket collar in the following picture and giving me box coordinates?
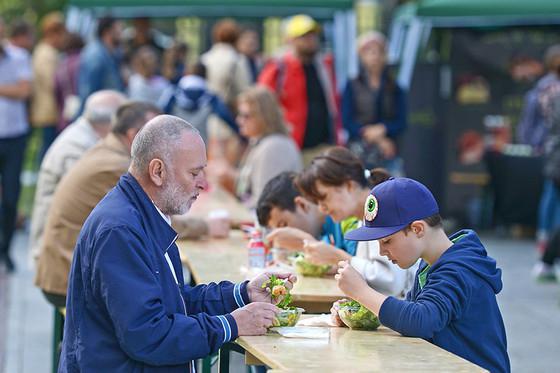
[117,173,178,253]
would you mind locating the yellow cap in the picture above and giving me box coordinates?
[284,14,320,39]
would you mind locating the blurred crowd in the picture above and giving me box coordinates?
[0,12,409,275]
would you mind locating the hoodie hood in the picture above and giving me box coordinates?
[173,75,212,111]
[431,229,503,294]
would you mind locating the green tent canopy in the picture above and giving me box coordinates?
[416,0,560,26]
[68,0,355,18]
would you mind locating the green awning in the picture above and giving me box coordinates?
[413,0,560,26]
[68,0,355,18]
[417,0,560,17]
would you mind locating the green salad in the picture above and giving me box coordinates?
[261,275,303,327]
[290,252,332,277]
[337,300,380,330]
[272,307,304,327]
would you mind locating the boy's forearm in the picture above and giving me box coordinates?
[354,286,387,316]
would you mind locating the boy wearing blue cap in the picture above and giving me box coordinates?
[335,177,510,373]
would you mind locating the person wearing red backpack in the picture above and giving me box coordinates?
[258,14,342,164]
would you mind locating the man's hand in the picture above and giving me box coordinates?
[330,298,350,327]
[266,227,314,251]
[231,302,279,336]
[378,137,396,159]
[335,261,369,300]
[302,240,351,265]
[206,216,231,238]
[247,272,297,304]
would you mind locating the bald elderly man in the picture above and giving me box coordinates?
[59,115,295,372]
[29,89,127,264]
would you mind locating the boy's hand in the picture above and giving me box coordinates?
[266,227,314,251]
[247,272,297,304]
[335,261,368,300]
[303,240,351,265]
[330,299,349,327]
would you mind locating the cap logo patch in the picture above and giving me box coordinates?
[364,195,378,222]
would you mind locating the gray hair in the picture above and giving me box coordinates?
[83,90,127,127]
[130,114,199,174]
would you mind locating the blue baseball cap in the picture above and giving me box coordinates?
[345,177,439,241]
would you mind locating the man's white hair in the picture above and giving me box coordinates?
[83,90,127,127]
[130,114,199,174]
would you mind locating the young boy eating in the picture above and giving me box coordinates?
[335,177,510,373]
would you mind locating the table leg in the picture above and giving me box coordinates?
[218,342,246,373]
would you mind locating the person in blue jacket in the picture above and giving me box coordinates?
[341,32,406,173]
[59,114,296,372]
[256,171,358,257]
[158,61,239,145]
[334,177,510,373]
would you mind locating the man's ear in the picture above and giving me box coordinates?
[294,196,309,213]
[410,220,426,238]
[148,158,165,187]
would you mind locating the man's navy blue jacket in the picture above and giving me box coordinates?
[59,173,250,372]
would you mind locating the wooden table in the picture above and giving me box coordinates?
[177,230,345,313]
[228,321,485,372]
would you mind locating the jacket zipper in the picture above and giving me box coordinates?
[165,234,187,315]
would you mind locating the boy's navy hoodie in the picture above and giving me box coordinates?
[379,230,510,373]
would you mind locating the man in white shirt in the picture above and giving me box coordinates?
[0,18,33,272]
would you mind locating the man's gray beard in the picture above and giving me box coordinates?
[160,181,189,216]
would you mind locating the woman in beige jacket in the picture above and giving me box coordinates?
[210,86,302,209]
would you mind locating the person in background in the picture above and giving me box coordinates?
[128,46,170,104]
[518,45,560,256]
[210,86,302,208]
[257,172,358,257]
[237,28,262,83]
[31,12,67,160]
[122,17,171,59]
[202,18,251,163]
[296,146,415,298]
[159,61,238,145]
[78,16,125,105]
[335,177,510,373]
[5,19,34,56]
[517,45,560,155]
[162,41,189,84]
[259,14,341,164]
[58,114,296,371]
[54,32,84,132]
[342,31,407,173]
[29,90,127,266]
[533,62,560,281]
[0,17,33,272]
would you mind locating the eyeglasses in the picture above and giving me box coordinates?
[237,111,253,120]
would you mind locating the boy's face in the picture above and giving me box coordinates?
[266,203,322,238]
[378,226,423,269]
